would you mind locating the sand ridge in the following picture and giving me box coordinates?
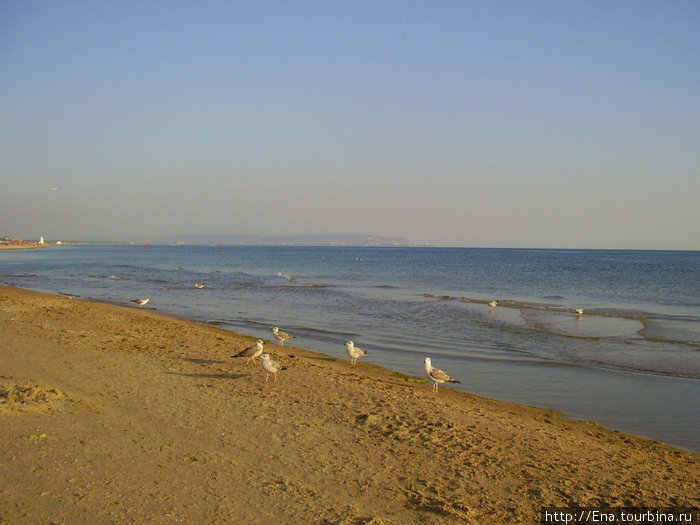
[0,286,697,524]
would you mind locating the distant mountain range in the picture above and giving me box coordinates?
[151,233,416,247]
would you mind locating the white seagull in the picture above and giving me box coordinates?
[488,300,498,308]
[424,357,460,393]
[271,327,294,346]
[345,341,368,365]
[261,353,283,382]
[131,298,150,306]
[575,307,584,316]
[194,283,205,289]
[231,339,265,364]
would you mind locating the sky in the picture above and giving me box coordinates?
[1,1,698,249]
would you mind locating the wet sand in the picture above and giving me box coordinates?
[1,286,697,523]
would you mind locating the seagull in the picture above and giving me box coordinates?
[261,353,283,382]
[271,327,294,346]
[575,307,584,316]
[345,341,368,365]
[488,300,498,308]
[131,298,150,306]
[424,357,460,393]
[194,283,205,289]
[231,339,264,364]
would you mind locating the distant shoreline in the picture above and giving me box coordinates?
[0,243,49,250]
[1,237,697,251]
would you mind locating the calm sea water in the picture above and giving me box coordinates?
[2,245,699,451]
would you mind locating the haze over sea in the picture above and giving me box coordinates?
[2,244,698,451]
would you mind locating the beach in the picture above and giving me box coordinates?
[0,286,697,524]
[0,244,49,251]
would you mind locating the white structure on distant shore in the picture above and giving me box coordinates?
[39,236,44,245]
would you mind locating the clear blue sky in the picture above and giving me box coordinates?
[1,1,698,249]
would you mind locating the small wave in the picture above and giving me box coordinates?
[642,337,700,348]
[2,273,37,278]
[456,294,656,322]
[114,264,150,271]
[459,296,496,305]
[585,356,700,379]
[639,318,700,347]
[424,293,455,301]
[521,309,644,340]
[284,284,335,289]
[239,319,274,330]
[297,326,358,340]
[276,272,297,281]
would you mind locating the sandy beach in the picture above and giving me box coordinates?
[0,244,49,251]
[0,286,697,524]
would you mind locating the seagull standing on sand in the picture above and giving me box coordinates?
[272,327,294,346]
[488,300,498,308]
[261,353,283,382]
[424,357,460,393]
[131,298,150,306]
[345,341,368,365]
[231,339,265,364]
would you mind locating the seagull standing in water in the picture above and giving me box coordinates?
[488,300,498,308]
[131,298,150,306]
[271,327,294,346]
[261,353,283,382]
[575,307,584,317]
[424,357,460,393]
[345,341,368,365]
[231,339,265,364]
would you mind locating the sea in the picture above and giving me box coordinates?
[2,244,698,452]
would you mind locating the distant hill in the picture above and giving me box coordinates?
[154,233,414,247]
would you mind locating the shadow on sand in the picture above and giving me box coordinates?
[182,358,225,366]
[166,371,248,380]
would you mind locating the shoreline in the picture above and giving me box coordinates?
[1,286,698,523]
[0,244,50,250]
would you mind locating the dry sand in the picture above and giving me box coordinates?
[0,286,697,524]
